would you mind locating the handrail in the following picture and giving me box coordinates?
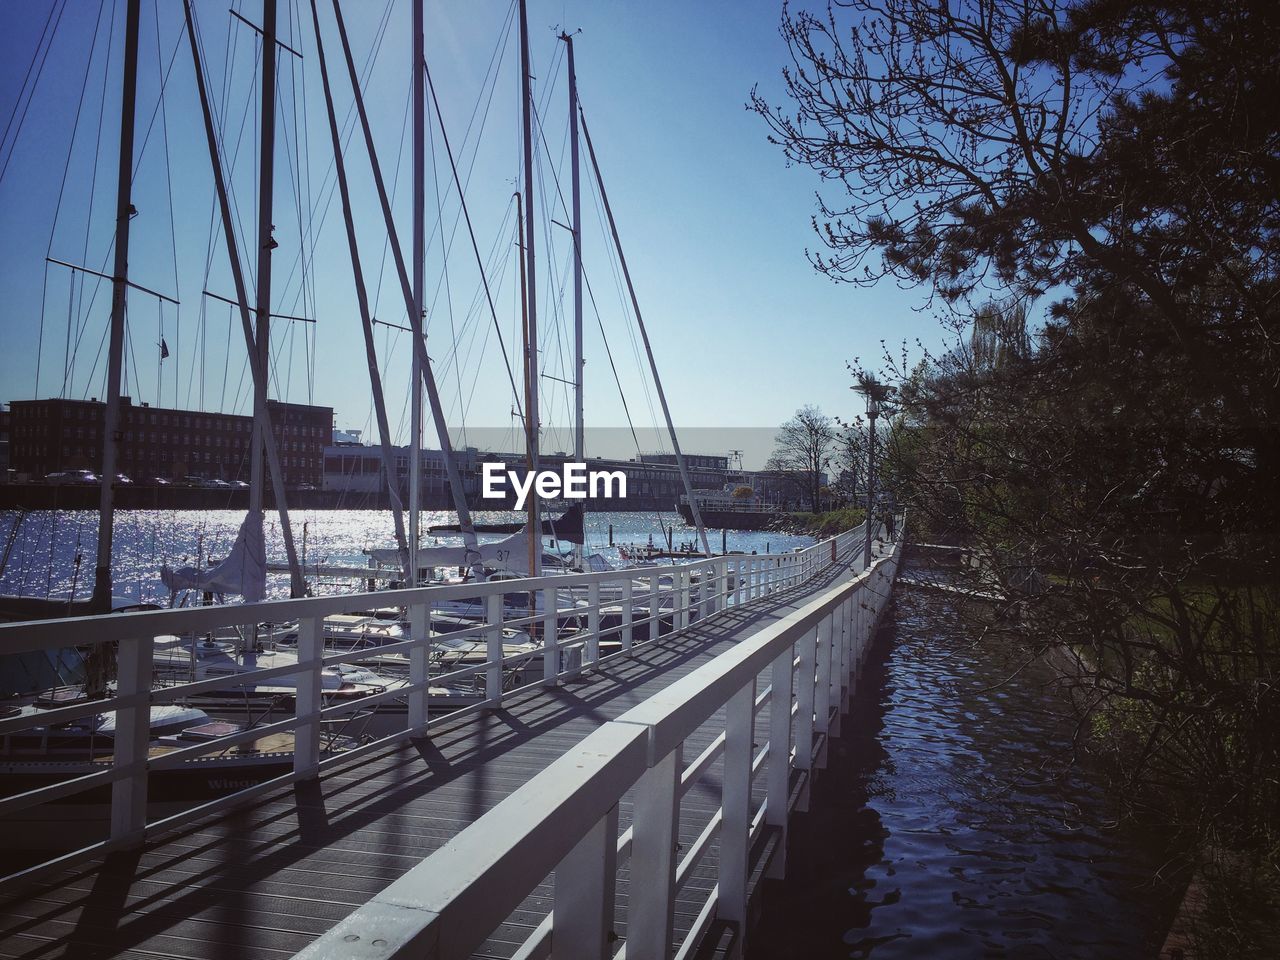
[294,531,903,960]
[0,521,873,886]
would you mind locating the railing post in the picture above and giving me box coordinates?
[677,567,690,631]
[855,584,868,680]
[813,613,834,761]
[649,572,660,641]
[719,677,756,938]
[621,577,634,653]
[827,607,843,740]
[294,615,323,776]
[627,743,682,960]
[587,580,601,665]
[408,601,430,734]
[838,596,852,714]
[553,802,619,960]
[731,557,742,607]
[699,564,712,619]
[795,625,817,781]
[486,592,503,706]
[110,634,153,844]
[543,585,559,684]
[766,642,794,879]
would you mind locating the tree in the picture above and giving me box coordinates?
[831,423,864,504]
[756,3,1280,948]
[768,405,836,512]
[752,0,1280,435]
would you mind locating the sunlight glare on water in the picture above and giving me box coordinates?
[0,509,814,602]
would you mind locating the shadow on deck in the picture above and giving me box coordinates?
[1,553,869,960]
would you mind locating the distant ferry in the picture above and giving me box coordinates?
[677,490,782,531]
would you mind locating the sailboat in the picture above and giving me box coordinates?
[0,0,361,849]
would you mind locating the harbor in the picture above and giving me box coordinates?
[2,0,1276,957]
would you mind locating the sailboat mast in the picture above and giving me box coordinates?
[409,0,425,587]
[516,193,536,580]
[579,110,712,556]
[564,34,584,470]
[183,0,304,598]
[307,0,408,576]
[249,0,277,519]
[251,0,305,597]
[90,0,141,614]
[326,0,482,576]
[518,0,542,578]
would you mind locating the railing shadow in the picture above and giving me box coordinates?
[0,550,870,959]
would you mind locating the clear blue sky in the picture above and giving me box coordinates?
[0,0,939,468]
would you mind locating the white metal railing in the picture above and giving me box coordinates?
[0,521,871,885]
[293,531,903,960]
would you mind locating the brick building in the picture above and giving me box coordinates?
[8,397,332,488]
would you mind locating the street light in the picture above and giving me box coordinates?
[852,375,892,570]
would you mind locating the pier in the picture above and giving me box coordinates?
[0,523,902,959]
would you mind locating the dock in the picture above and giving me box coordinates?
[0,524,903,959]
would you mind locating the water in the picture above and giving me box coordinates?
[0,509,813,603]
[750,566,1181,959]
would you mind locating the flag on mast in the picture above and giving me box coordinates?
[159,338,169,360]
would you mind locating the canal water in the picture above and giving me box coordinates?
[751,565,1182,959]
[0,509,812,604]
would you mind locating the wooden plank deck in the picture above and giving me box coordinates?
[0,551,869,960]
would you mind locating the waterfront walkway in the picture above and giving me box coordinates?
[0,545,882,960]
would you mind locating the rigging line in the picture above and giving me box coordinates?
[294,2,320,401]
[63,272,74,397]
[41,0,106,263]
[198,4,264,294]
[283,319,296,403]
[278,7,314,328]
[441,195,518,422]
[419,0,515,267]
[221,304,233,407]
[425,88,465,431]
[125,304,142,411]
[584,137,662,435]
[531,133,565,438]
[459,224,519,431]
[0,0,60,160]
[35,262,50,399]
[0,0,68,187]
[420,2,515,271]
[271,74,314,319]
[424,55,523,416]
[81,306,110,403]
[67,0,118,393]
[153,0,181,407]
[528,95,649,457]
[371,87,412,321]
[191,3,264,388]
[273,0,397,314]
[129,11,185,189]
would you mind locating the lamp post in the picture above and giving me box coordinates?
[853,376,891,570]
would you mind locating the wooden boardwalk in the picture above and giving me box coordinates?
[0,550,872,960]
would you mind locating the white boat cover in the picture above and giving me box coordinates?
[160,510,267,602]
[426,531,530,573]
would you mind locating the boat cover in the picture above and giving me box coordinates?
[160,510,267,602]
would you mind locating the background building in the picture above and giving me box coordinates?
[8,397,332,488]
[321,440,735,511]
